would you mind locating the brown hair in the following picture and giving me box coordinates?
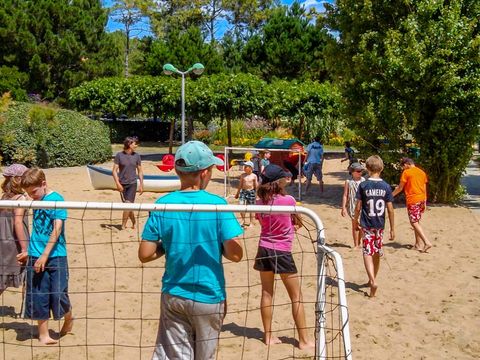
[400,157,414,166]
[123,136,139,150]
[21,168,46,188]
[365,155,384,173]
[1,177,24,199]
[257,181,286,204]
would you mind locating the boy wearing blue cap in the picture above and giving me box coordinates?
[138,140,244,360]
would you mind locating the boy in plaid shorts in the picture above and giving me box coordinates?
[392,157,432,253]
[354,155,395,298]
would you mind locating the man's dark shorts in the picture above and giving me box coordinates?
[120,182,137,203]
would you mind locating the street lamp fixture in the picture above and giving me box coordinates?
[162,63,205,144]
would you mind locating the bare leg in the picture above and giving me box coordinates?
[363,255,378,297]
[60,310,74,336]
[128,211,136,229]
[38,320,57,345]
[280,273,315,350]
[250,213,255,225]
[411,222,432,252]
[121,211,129,229]
[373,253,380,279]
[305,179,311,193]
[259,271,282,345]
[351,219,360,248]
[240,212,246,226]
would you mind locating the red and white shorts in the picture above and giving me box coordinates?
[361,228,384,256]
[407,201,426,223]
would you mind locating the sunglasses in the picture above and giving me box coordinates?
[353,169,363,173]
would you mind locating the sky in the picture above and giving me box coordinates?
[104,0,335,39]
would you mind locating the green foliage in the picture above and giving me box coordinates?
[0,66,28,101]
[0,102,111,167]
[69,76,180,117]
[210,118,274,146]
[242,3,329,81]
[0,0,115,101]
[325,0,480,203]
[70,74,343,145]
[142,26,225,76]
[265,80,341,142]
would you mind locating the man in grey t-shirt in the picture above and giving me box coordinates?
[113,136,143,229]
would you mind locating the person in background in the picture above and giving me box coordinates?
[341,141,356,168]
[353,156,395,298]
[113,136,143,229]
[341,162,366,248]
[0,164,29,296]
[392,157,432,252]
[235,161,258,227]
[304,136,324,194]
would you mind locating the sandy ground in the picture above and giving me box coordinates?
[0,154,479,360]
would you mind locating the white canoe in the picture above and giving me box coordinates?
[87,165,181,193]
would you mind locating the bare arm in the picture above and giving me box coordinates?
[235,175,244,198]
[341,181,349,217]
[13,207,29,263]
[392,181,405,197]
[223,237,243,262]
[137,163,144,194]
[387,202,395,240]
[34,219,63,272]
[112,163,123,191]
[138,240,165,263]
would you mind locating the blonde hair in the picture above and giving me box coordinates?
[21,168,46,188]
[365,155,384,173]
[1,176,24,199]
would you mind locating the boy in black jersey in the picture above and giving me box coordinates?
[354,155,395,298]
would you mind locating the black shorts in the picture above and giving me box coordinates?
[120,182,137,203]
[253,246,297,274]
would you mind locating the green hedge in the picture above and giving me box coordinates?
[0,102,112,167]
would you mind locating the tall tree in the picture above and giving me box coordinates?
[109,0,148,77]
[142,26,224,75]
[0,0,109,101]
[147,0,205,37]
[325,0,480,202]
[242,2,329,80]
[223,0,275,39]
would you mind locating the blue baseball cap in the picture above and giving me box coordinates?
[175,141,224,172]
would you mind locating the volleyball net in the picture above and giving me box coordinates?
[0,201,351,360]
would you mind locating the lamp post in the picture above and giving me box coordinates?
[163,63,205,144]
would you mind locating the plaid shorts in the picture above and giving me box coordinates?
[407,201,426,223]
[361,228,384,256]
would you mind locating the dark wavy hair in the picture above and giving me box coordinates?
[257,181,286,204]
[123,136,139,150]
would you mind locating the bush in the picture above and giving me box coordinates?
[0,102,112,167]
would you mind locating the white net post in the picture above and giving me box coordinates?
[0,200,352,360]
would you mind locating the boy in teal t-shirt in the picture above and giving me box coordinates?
[139,141,244,360]
[21,168,73,345]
